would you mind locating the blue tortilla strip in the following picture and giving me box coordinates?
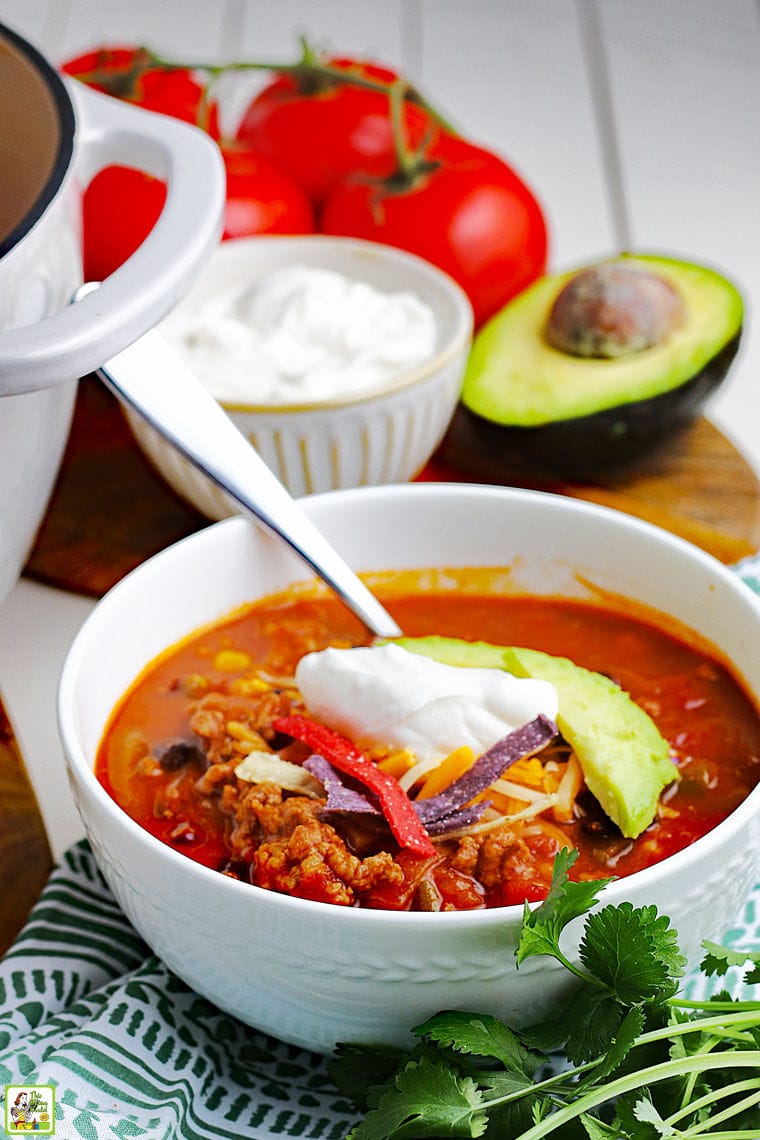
[414,714,558,824]
[304,753,381,814]
[423,802,490,835]
[305,753,485,833]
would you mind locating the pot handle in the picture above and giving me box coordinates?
[0,80,225,395]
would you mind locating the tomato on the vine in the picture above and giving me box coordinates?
[221,144,315,240]
[63,41,549,311]
[61,46,220,135]
[80,166,166,282]
[79,142,315,281]
[236,56,443,208]
[321,135,548,327]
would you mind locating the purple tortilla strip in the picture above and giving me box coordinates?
[415,714,558,825]
[423,802,490,836]
[305,753,486,835]
[304,753,381,815]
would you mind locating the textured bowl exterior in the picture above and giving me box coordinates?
[127,235,473,518]
[125,349,467,515]
[58,486,760,1053]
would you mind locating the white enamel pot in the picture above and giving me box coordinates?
[0,22,225,600]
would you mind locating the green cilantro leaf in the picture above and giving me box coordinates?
[516,849,614,968]
[564,989,629,1066]
[475,1070,542,1137]
[630,1096,661,1125]
[581,1004,646,1085]
[522,982,624,1063]
[414,1010,543,1076]
[632,1096,675,1136]
[328,1043,406,1110]
[580,903,685,1005]
[703,987,735,1005]
[615,1091,677,1140]
[335,851,760,1140]
[667,1007,711,1062]
[580,1114,629,1138]
[346,1055,488,1139]
[701,939,760,983]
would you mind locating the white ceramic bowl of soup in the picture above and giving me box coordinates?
[124,235,474,516]
[58,485,760,1054]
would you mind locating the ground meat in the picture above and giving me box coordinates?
[230,782,403,906]
[189,689,293,766]
[450,825,536,890]
[226,781,284,861]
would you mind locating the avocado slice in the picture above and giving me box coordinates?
[460,254,743,478]
[395,635,677,839]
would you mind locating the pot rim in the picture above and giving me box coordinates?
[0,21,75,260]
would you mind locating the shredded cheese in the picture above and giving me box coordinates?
[441,794,560,838]
[234,750,322,797]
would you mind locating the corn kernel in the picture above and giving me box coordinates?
[226,721,267,750]
[230,675,271,696]
[213,649,251,673]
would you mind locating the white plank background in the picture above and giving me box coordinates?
[0,0,759,857]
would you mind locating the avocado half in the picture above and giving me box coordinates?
[460,254,743,479]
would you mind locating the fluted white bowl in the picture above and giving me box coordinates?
[125,235,473,517]
[58,485,760,1054]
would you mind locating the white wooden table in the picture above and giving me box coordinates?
[1,0,759,860]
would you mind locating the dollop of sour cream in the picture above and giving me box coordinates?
[162,265,438,406]
[295,644,559,764]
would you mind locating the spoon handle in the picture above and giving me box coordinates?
[95,326,402,640]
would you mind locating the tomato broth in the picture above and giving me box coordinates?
[97,586,760,910]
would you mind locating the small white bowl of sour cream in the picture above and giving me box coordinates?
[125,234,473,517]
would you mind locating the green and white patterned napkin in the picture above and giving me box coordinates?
[0,842,357,1139]
[2,553,760,1139]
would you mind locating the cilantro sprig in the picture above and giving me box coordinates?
[330,849,760,1139]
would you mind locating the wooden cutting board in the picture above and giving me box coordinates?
[24,375,760,597]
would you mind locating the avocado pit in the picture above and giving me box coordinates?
[545,261,687,359]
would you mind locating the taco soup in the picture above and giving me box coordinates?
[96,575,760,911]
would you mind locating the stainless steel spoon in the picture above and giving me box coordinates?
[73,284,402,639]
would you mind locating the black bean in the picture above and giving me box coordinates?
[156,739,205,771]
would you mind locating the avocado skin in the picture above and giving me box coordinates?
[460,333,740,480]
[395,635,677,840]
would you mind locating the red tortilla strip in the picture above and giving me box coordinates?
[274,715,437,857]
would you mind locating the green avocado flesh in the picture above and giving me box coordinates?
[461,255,743,425]
[395,635,677,840]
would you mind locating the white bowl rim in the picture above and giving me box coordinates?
[58,483,760,930]
[160,234,475,414]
